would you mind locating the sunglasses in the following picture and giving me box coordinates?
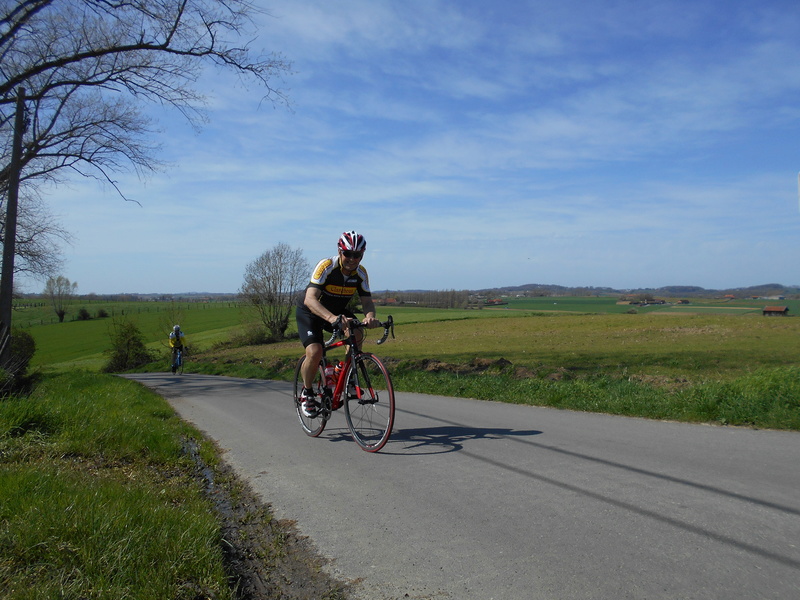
[341,250,363,259]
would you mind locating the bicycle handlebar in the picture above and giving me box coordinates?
[324,314,395,347]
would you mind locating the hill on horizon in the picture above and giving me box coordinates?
[474,282,800,298]
[17,282,800,299]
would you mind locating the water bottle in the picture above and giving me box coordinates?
[325,364,336,387]
[334,361,344,379]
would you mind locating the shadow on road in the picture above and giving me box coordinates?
[381,425,543,455]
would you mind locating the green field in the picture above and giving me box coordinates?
[17,295,800,376]
[17,300,245,370]
[494,295,800,315]
[12,295,800,430]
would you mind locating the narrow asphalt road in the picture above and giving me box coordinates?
[124,373,800,600]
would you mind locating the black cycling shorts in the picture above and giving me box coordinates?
[296,306,356,348]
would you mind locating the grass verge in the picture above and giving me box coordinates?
[0,372,349,600]
[387,362,800,430]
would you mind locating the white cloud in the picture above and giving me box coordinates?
[16,0,800,295]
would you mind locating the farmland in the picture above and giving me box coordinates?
[16,300,244,370]
[17,296,800,379]
[11,296,799,428]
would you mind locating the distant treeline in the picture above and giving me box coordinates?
[376,290,471,309]
[17,293,242,302]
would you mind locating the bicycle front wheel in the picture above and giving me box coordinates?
[293,356,327,437]
[344,353,395,452]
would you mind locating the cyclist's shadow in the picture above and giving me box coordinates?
[379,425,543,455]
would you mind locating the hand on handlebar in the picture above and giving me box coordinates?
[332,314,355,336]
[332,314,375,330]
[325,315,393,346]
[362,314,380,329]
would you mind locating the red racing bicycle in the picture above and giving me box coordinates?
[293,315,396,452]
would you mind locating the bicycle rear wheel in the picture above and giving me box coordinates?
[344,353,395,452]
[293,356,327,437]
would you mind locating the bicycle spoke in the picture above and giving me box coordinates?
[344,353,395,452]
[293,356,328,437]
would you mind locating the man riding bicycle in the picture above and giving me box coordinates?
[295,231,380,417]
[169,324,187,373]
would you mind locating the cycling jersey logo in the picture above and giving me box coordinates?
[312,258,333,280]
[326,285,357,296]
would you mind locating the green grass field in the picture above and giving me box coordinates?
[18,295,800,376]
[19,300,246,370]
[13,295,800,429]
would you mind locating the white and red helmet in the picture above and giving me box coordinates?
[338,230,366,253]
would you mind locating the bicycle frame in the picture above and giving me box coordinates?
[322,316,393,408]
[294,315,395,451]
[323,339,351,410]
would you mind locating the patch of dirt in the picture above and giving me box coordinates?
[385,356,573,382]
[183,438,353,600]
[387,356,516,375]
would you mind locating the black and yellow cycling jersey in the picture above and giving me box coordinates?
[302,256,371,314]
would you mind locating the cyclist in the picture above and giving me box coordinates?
[295,230,379,417]
[168,324,187,373]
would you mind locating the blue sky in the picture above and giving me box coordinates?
[19,0,800,294]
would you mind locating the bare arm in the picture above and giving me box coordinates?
[303,287,338,325]
[361,295,379,328]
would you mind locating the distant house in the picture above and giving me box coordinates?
[762,306,789,317]
[484,298,507,306]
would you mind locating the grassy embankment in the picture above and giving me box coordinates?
[0,372,238,599]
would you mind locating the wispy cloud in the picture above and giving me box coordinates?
[18,0,800,294]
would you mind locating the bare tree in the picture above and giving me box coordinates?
[2,191,70,278]
[240,243,308,341]
[43,275,77,322]
[0,0,291,278]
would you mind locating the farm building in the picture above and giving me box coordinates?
[762,306,789,317]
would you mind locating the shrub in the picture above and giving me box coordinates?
[77,307,91,321]
[10,329,36,375]
[0,329,37,395]
[229,326,274,347]
[97,308,109,318]
[102,318,156,373]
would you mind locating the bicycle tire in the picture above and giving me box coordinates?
[344,353,395,452]
[293,356,327,437]
[170,350,183,374]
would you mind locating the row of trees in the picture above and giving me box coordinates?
[377,290,471,309]
[1,0,291,368]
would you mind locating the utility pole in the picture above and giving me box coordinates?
[0,87,26,367]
